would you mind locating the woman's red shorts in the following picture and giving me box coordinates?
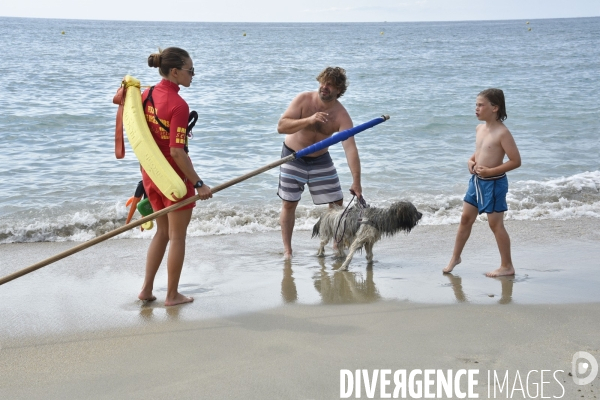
[141,169,196,212]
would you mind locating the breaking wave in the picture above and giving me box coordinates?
[1,171,598,243]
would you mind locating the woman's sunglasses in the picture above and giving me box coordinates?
[180,67,195,76]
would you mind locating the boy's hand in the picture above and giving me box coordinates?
[468,161,476,174]
[474,165,492,177]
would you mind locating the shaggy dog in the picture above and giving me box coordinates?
[312,201,422,270]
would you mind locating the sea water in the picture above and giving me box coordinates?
[0,17,598,243]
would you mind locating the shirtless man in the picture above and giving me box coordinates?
[443,88,521,277]
[277,67,362,259]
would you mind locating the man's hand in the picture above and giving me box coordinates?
[308,112,329,125]
[277,93,331,134]
[349,183,362,199]
[277,111,328,134]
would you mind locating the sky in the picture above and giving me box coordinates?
[1,0,598,22]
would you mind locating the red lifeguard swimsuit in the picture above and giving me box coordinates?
[141,79,195,211]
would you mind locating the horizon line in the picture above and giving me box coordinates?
[1,15,598,24]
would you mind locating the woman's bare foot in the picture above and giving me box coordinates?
[283,250,293,260]
[486,265,515,277]
[165,293,194,307]
[443,256,461,273]
[138,291,157,302]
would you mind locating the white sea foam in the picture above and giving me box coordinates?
[417,171,600,224]
[506,171,600,220]
[1,171,598,243]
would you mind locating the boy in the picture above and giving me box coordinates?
[443,88,521,277]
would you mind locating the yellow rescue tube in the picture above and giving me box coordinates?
[122,75,187,201]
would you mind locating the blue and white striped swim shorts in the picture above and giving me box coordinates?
[277,143,344,204]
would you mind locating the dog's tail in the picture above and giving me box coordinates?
[311,217,321,238]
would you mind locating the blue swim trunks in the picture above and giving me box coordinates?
[464,174,508,214]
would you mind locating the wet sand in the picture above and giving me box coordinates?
[0,218,599,398]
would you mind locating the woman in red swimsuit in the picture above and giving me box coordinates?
[138,47,212,306]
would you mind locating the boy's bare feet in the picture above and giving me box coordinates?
[486,265,515,277]
[443,257,461,273]
[283,250,293,260]
[138,291,157,302]
[165,293,194,307]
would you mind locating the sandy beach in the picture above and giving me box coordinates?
[1,217,599,398]
[1,13,599,399]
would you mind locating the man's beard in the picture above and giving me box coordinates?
[319,90,335,102]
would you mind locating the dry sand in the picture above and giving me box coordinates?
[1,302,599,399]
[0,218,599,398]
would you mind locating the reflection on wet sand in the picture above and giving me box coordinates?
[281,260,298,303]
[138,301,183,322]
[312,258,381,304]
[444,273,514,304]
[495,276,514,304]
[166,305,183,319]
[444,273,467,303]
[139,303,154,321]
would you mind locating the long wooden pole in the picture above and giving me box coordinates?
[0,115,389,286]
[0,154,294,286]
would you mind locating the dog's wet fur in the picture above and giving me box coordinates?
[312,201,422,270]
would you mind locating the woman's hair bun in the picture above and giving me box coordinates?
[147,52,161,68]
[148,47,189,78]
